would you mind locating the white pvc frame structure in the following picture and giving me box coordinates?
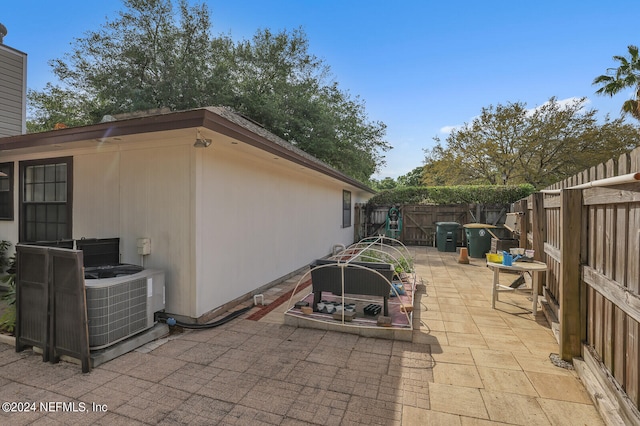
[284,235,416,329]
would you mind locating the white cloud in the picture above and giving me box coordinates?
[439,125,461,134]
[525,97,591,116]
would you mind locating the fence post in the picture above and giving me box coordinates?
[516,199,528,249]
[531,193,545,259]
[560,188,583,361]
[531,193,546,292]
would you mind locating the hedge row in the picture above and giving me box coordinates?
[367,184,536,206]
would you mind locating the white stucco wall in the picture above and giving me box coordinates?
[74,142,193,316]
[1,127,372,319]
[193,141,366,317]
[1,141,195,316]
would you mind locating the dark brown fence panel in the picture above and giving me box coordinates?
[543,194,561,318]
[525,146,640,421]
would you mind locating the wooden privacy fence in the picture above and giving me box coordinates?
[354,203,508,246]
[513,146,640,422]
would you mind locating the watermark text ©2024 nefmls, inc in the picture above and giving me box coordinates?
[2,401,108,413]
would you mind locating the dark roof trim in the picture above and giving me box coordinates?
[0,107,375,193]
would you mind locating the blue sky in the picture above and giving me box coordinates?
[2,0,639,179]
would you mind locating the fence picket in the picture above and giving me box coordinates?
[529,146,640,419]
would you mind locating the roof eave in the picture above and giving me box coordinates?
[0,108,375,193]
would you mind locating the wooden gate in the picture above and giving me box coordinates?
[356,203,510,246]
[401,205,468,246]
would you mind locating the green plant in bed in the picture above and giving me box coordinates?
[358,249,414,276]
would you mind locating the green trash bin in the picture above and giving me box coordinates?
[435,222,460,252]
[463,224,497,258]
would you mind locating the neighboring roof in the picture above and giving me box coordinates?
[0,106,375,193]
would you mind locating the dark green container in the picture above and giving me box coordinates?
[463,224,496,258]
[435,222,460,252]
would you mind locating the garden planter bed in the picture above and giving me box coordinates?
[283,236,416,341]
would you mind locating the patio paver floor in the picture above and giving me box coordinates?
[0,247,605,425]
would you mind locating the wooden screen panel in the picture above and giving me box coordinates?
[14,245,91,372]
[49,248,90,373]
[15,245,50,361]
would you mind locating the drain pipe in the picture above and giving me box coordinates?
[156,305,253,329]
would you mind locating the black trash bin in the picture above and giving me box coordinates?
[435,222,460,252]
[463,223,496,258]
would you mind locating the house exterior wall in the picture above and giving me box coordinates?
[0,44,26,137]
[72,141,194,316]
[1,124,373,319]
[117,143,193,316]
[193,141,369,317]
[1,141,195,317]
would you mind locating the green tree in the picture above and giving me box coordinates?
[376,177,398,190]
[49,0,230,115]
[27,83,99,132]
[424,98,640,188]
[422,144,465,186]
[397,166,425,187]
[593,45,640,120]
[27,0,389,182]
[229,28,389,181]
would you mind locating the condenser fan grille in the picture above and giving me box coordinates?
[86,278,148,349]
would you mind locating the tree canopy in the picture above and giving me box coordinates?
[423,97,640,188]
[27,0,389,182]
[593,45,640,121]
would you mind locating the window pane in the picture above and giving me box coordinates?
[34,165,45,183]
[25,166,33,184]
[58,204,66,220]
[0,163,13,220]
[44,183,56,201]
[25,205,34,221]
[36,204,46,222]
[0,194,7,217]
[34,183,44,202]
[36,223,46,240]
[343,191,351,208]
[56,164,67,182]
[46,223,57,241]
[45,164,56,182]
[56,183,66,201]
[57,224,66,238]
[24,183,33,202]
[46,204,58,222]
[342,190,351,228]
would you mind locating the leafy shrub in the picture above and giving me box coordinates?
[0,241,15,334]
[0,271,16,334]
[0,240,10,274]
[0,304,15,334]
[367,184,535,206]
